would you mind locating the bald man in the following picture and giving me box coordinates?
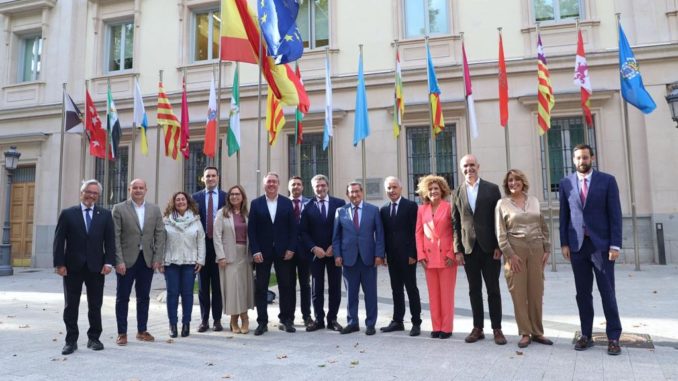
[112,179,166,346]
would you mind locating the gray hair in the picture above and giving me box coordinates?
[383,176,401,188]
[311,174,329,187]
[80,179,102,194]
[263,171,280,184]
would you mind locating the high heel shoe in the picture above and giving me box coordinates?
[240,312,250,334]
[230,315,241,333]
[181,324,190,337]
[169,324,178,338]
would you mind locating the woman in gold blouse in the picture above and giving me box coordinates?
[495,169,552,348]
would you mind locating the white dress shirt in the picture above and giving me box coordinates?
[266,195,279,223]
[133,200,145,230]
[466,179,480,213]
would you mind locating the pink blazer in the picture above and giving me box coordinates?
[416,201,455,269]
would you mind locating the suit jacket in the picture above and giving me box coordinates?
[192,189,228,234]
[112,199,166,268]
[248,194,298,260]
[380,197,418,263]
[290,196,311,255]
[53,204,116,272]
[300,196,346,260]
[416,201,455,268]
[213,212,250,264]
[453,178,502,254]
[559,171,622,252]
[332,202,385,267]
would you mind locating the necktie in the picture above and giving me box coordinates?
[293,199,301,222]
[207,191,214,239]
[352,206,360,230]
[390,202,397,218]
[580,178,588,206]
[85,208,92,233]
[319,199,326,220]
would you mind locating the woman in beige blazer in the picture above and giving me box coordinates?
[213,185,254,334]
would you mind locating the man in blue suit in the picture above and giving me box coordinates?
[248,172,298,335]
[300,174,345,332]
[333,182,385,335]
[288,176,312,329]
[191,166,227,332]
[559,144,623,356]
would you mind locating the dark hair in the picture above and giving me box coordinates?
[164,191,200,217]
[203,166,219,176]
[346,181,363,195]
[289,176,303,182]
[501,169,530,196]
[573,144,594,157]
[222,185,249,218]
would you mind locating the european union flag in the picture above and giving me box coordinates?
[353,49,369,146]
[258,0,303,64]
[619,24,656,114]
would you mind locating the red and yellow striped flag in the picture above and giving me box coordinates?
[537,34,555,135]
[393,50,404,138]
[266,86,286,146]
[157,81,181,160]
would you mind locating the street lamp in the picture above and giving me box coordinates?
[666,82,678,128]
[0,146,21,276]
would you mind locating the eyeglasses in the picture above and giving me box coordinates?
[83,190,100,196]
[229,193,242,197]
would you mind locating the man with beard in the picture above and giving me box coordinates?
[559,144,623,355]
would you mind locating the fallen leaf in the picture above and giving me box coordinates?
[350,360,359,365]
[276,354,288,359]
[317,364,326,368]
[516,351,523,356]
[653,290,657,294]
[7,315,15,318]
[52,338,57,342]
[166,339,175,344]
[353,342,359,348]
[359,350,365,353]
[50,357,67,362]
[19,324,30,329]
[221,374,232,379]
[206,362,214,366]
[327,359,337,364]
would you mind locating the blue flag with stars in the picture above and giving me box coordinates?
[618,23,656,114]
[258,0,303,64]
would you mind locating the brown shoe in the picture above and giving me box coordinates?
[493,329,507,345]
[116,334,127,346]
[135,331,155,342]
[230,315,241,334]
[517,335,531,348]
[240,312,250,334]
[465,327,485,343]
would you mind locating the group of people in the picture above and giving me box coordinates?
[53,144,624,357]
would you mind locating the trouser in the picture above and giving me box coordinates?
[199,238,223,323]
[504,237,545,336]
[310,256,342,323]
[116,253,154,334]
[463,242,502,329]
[343,259,378,328]
[387,257,422,325]
[63,266,105,344]
[424,266,457,333]
[291,254,312,321]
[254,256,295,325]
[164,264,196,325]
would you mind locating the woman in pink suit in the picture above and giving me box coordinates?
[415,175,458,339]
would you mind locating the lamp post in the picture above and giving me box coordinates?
[666,82,678,128]
[0,146,21,276]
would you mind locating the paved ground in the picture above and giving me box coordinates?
[1,264,677,380]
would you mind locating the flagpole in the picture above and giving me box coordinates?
[499,27,511,170]
[461,32,472,155]
[215,61,222,168]
[130,75,138,181]
[234,62,241,185]
[359,44,367,190]
[575,18,590,146]
[325,46,334,188]
[154,70,163,204]
[394,39,402,181]
[425,36,437,175]
[82,80,89,183]
[617,13,640,270]
[57,82,67,213]
[295,137,301,176]
[256,27,263,196]
[104,78,111,209]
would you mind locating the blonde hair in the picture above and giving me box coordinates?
[416,175,451,203]
[501,169,530,196]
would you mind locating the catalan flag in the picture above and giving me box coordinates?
[157,81,181,160]
[393,50,404,138]
[537,34,555,135]
[266,86,285,146]
[426,43,444,135]
[574,30,593,127]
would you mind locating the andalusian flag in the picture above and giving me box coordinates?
[157,81,181,160]
[426,43,444,135]
[574,30,592,127]
[266,86,285,146]
[227,65,241,156]
[537,34,555,135]
[133,79,149,155]
[393,50,404,138]
[294,63,304,144]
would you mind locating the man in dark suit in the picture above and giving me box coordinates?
[559,144,623,355]
[53,179,115,355]
[453,154,506,345]
[379,176,422,336]
[333,182,385,336]
[288,176,312,329]
[248,172,298,335]
[191,166,227,332]
[300,174,345,332]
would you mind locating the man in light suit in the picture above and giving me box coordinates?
[333,182,385,336]
[379,176,422,336]
[54,179,115,355]
[453,154,506,345]
[288,176,313,328]
[300,174,345,332]
[112,178,165,346]
[192,166,228,332]
[248,172,298,335]
[559,144,623,355]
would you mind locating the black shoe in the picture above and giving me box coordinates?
[410,325,421,337]
[608,340,622,355]
[306,320,324,332]
[254,324,268,336]
[380,321,405,333]
[340,324,360,334]
[169,324,178,338]
[439,332,452,339]
[574,335,594,351]
[213,320,223,332]
[327,320,343,332]
[279,321,296,333]
[365,326,376,336]
[86,339,104,351]
[303,316,314,328]
[197,322,209,333]
[61,343,77,355]
[181,324,190,337]
[430,331,441,338]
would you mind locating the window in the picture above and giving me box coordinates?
[403,0,450,38]
[540,116,597,199]
[192,8,221,62]
[95,146,129,208]
[184,141,222,194]
[534,0,582,22]
[406,125,457,201]
[288,133,330,198]
[298,0,329,49]
[106,21,134,72]
[19,35,42,82]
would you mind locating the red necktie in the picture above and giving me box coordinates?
[580,178,588,206]
[293,199,301,222]
[207,191,214,238]
[353,206,360,230]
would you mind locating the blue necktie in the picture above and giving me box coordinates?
[85,208,92,233]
